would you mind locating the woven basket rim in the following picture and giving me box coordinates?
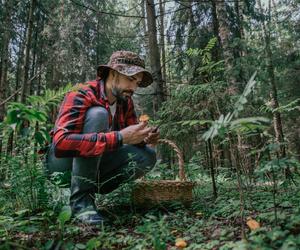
[134,180,196,189]
[136,180,195,184]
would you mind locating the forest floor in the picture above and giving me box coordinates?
[1,174,300,250]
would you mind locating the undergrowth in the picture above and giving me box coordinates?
[1,169,300,250]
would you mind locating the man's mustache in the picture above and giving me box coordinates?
[122,90,134,96]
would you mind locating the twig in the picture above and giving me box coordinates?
[0,87,22,106]
[70,0,145,19]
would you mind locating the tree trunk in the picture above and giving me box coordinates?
[257,0,286,158]
[0,0,14,165]
[21,0,36,103]
[30,19,38,95]
[208,139,218,198]
[214,0,236,88]
[141,0,149,54]
[211,0,221,61]
[187,0,199,80]
[146,0,165,114]
[159,0,167,97]
[0,0,14,120]
[234,0,247,85]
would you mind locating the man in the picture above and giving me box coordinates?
[46,51,159,225]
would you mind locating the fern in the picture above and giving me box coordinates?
[27,83,81,111]
[202,72,270,141]
[272,98,300,113]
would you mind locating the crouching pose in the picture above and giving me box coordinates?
[45,51,159,224]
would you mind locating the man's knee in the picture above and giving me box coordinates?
[132,146,157,177]
[84,106,109,133]
[143,147,157,169]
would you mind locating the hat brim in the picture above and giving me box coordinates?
[97,64,153,88]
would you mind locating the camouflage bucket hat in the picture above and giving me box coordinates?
[97,51,153,88]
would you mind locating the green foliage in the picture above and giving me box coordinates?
[202,72,271,141]
[0,0,299,248]
[0,151,49,212]
[0,172,300,249]
[0,83,78,218]
[3,83,80,146]
[57,205,72,239]
[157,39,228,160]
[273,98,300,113]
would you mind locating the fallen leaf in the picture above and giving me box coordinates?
[246,218,260,230]
[196,212,203,217]
[175,238,187,248]
[139,114,150,122]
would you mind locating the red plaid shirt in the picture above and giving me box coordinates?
[52,79,138,157]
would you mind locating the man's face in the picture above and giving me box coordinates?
[111,72,143,102]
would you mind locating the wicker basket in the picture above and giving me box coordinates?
[132,139,195,207]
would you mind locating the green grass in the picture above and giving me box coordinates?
[1,173,300,250]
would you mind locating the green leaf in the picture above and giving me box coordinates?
[58,206,72,228]
[86,238,100,250]
[75,243,86,249]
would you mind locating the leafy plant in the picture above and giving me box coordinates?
[202,72,270,141]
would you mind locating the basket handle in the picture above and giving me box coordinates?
[157,139,186,181]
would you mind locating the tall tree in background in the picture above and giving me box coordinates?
[0,0,14,119]
[0,0,15,160]
[159,0,167,96]
[21,0,37,103]
[257,0,286,158]
[215,0,236,89]
[146,0,165,113]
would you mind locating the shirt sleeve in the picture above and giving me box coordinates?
[52,88,120,158]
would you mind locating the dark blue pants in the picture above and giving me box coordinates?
[45,107,156,195]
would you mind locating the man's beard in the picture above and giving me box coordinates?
[112,87,134,102]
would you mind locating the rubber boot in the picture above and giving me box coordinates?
[70,107,109,225]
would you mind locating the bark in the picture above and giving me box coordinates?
[234,0,245,50]
[208,139,217,198]
[159,0,167,95]
[0,0,14,121]
[233,0,247,85]
[30,17,39,95]
[21,0,37,103]
[15,39,26,101]
[141,0,149,53]
[187,0,199,80]
[257,0,286,158]
[146,0,165,114]
[37,17,45,97]
[0,0,14,165]
[211,0,221,61]
[214,0,236,88]
[187,0,197,49]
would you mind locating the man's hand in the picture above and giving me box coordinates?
[144,128,160,146]
[120,122,152,145]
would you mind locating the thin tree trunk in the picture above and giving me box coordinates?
[21,0,36,103]
[208,139,217,198]
[0,0,13,120]
[0,0,14,165]
[257,0,286,158]
[141,0,149,54]
[234,0,247,85]
[211,0,221,61]
[159,0,167,97]
[187,0,199,80]
[215,0,236,89]
[146,0,165,114]
[30,7,40,96]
